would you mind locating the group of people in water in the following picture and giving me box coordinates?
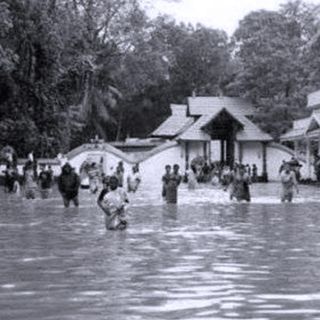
[161,162,252,203]
[0,147,304,232]
[161,158,301,204]
[3,153,54,200]
[3,155,140,231]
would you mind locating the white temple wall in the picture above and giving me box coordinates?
[139,144,184,186]
[241,142,263,175]
[266,144,314,181]
[210,141,221,162]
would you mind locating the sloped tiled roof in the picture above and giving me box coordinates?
[178,107,272,142]
[307,90,320,109]
[281,128,306,141]
[151,104,194,137]
[280,111,320,141]
[280,116,310,141]
[235,114,273,141]
[188,96,255,116]
[177,115,212,141]
[293,117,311,129]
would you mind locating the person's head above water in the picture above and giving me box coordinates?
[283,162,291,173]
[165,165,171,173]
[109,176,119,190]
[62,163,72,174]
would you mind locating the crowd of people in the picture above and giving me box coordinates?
[161,162,254,204]
[161,158,301,204]
[2,154,141,232]
[2,152,54,200]
[0,147,306,232]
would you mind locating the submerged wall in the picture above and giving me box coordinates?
[1,141,313,186]
[139,142,184,186]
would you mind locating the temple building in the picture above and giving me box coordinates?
[3,96,301,185]
[151,96,273,180]
[281,90,320,179]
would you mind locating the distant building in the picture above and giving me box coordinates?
[281,90,320,179]
[151,96,273,180]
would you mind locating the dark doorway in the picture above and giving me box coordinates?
[203,109,243,167]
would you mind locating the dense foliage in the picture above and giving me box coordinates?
[0,0,320,157]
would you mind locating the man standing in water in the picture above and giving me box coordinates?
[280,163,299,203]
[231,165,251,202]
[38,164,53,199]
[127,165,141,193]
[162,165,171,199]
[58,163,80,207]
[166,164,182,204]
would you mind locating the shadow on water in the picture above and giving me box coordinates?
[1,183,320,319]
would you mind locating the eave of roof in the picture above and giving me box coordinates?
[281,112,320,141]
[151,116,194,138]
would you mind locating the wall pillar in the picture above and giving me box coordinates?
[220,140,225,163]
[208,141,212,164]
[185,141,190,171]
[239,142,243,164]
[226,138,235,168]
[306,138,311,179]
[203,142,208,161]
[262,142,268,182]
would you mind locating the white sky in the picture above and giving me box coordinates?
[147,0,319,35]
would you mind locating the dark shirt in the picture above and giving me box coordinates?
[58,172,80,199]
[38,171,52,189]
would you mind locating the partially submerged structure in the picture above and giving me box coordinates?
[151,97,273,180]
[281,90,320,179]
[2,96,304,184]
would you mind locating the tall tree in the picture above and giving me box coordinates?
[230,8,313,138]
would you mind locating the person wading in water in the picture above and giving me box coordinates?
[166,164,182,204]
[280,163,299,203]
[97,176,128,230]
[58,163,80,208]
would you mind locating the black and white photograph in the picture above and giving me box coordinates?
[1,0,320,319]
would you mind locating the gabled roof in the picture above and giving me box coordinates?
[281,110,320,141]
[177,115,211,141]
[151,104,194,138]
[178,107,272,142]
[188,96,255,116]
[235,114,273,141]
[307,90,320,109]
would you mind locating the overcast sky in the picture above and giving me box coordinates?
[147,0,319,35]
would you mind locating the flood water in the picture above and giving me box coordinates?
[1,183,320,320]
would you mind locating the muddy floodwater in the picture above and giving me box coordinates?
[1,183,320,320]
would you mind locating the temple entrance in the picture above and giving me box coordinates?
[203,109,243,167]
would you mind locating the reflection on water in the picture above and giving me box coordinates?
[1,183,320,320]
